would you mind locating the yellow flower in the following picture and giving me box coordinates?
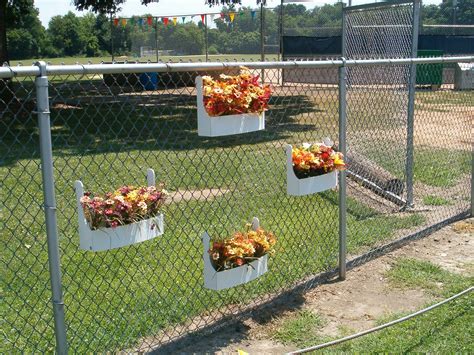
[126,190,139,202]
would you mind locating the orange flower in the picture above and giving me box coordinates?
[208,222,277,271]
[202,67,272,117]
[292,143,346,179]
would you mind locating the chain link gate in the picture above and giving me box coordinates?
[342,0,420,209]
[1,56,472,353]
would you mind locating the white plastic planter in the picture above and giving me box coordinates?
[203,217,268,290]
[74,169,164,252]
[286,144,338,196]
[196,76,265,137]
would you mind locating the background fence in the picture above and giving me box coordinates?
[1,56,472,353]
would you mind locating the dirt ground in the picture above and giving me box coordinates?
[177,218,473,354]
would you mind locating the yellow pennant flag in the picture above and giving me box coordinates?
[237,350,249,355]
[172,17,177,26]
[229,12,235,22]
[121,18,127,27]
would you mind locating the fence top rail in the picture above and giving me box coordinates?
[343,0,418,12]
[1,56,472,79]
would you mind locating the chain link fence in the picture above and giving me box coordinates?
[343,0,418,212]
[1,56,472,353]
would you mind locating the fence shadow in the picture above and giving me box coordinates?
[1,91,328,167]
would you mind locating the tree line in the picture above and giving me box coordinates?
[5,0,474,61]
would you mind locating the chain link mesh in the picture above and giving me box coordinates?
[1,57,472,352]
[343,1,416,250]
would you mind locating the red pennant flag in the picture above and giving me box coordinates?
[201,14,205,23]
[147,16,153,26]
[163,17,169,26]
[220,13,225,19]
[113,18,119,27]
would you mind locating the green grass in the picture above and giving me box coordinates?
[362,146,471,187]
[423,195,451,206]
[273,310,327,347]
[387,258,473,298]
[330,259,474,353]
[271,258,474,353]
[416,90,474,107]
[10,53,279,66]
[332,294,473,353]
[4,75,471,353]
[1,85,430,353]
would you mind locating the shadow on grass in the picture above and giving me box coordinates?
[1,89,324,166]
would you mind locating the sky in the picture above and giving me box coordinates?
[35,0,356,27]
[35,0,441,27]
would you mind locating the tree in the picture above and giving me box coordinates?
[1,0,46,110]
[48,12,85,57]
[169,25,205,55]
[1,0,45,64]
[6,29,38,60]
[74,0,154,14]
[95,14,113,55]
[0,0,9,65]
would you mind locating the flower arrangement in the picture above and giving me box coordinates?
[209,223,276,271]
[202,67,271,117]
[80,185,168,230]
[292,143,346,179]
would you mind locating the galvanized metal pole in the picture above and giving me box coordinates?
[338,4,348,281]
[35,61,68,355]
[341,2,347,58]
[405,0,420,208]
[110,14,115,62]
[279,0,283,85]
[260,2,265,82]
[338,59,347,281]
[155,18,159,62]
[471,153,474,217]
[204,14,209,62]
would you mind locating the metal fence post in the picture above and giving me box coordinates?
[260,3,265,82]
[35,61,68,355]
[471,154,474,217]
[204,14,209,62]
[338,59,347,281]
[406,0,421,208]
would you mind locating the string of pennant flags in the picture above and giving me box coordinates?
[112,9,258,28]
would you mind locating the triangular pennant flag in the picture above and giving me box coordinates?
[220,12,225,19]
[121,18,127,27]
[147,16,153,26]
[201,14,205,23]
[138,18,143,26]
[251,10,256,19]
[229,12,235,22]
[163,17,169,25]
[239,11,244,17]
[129,17,135,26]
[113,18,119,27]
[182,16,186,23]
[173,17,177,26]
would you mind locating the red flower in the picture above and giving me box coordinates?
[235,258,244,266]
